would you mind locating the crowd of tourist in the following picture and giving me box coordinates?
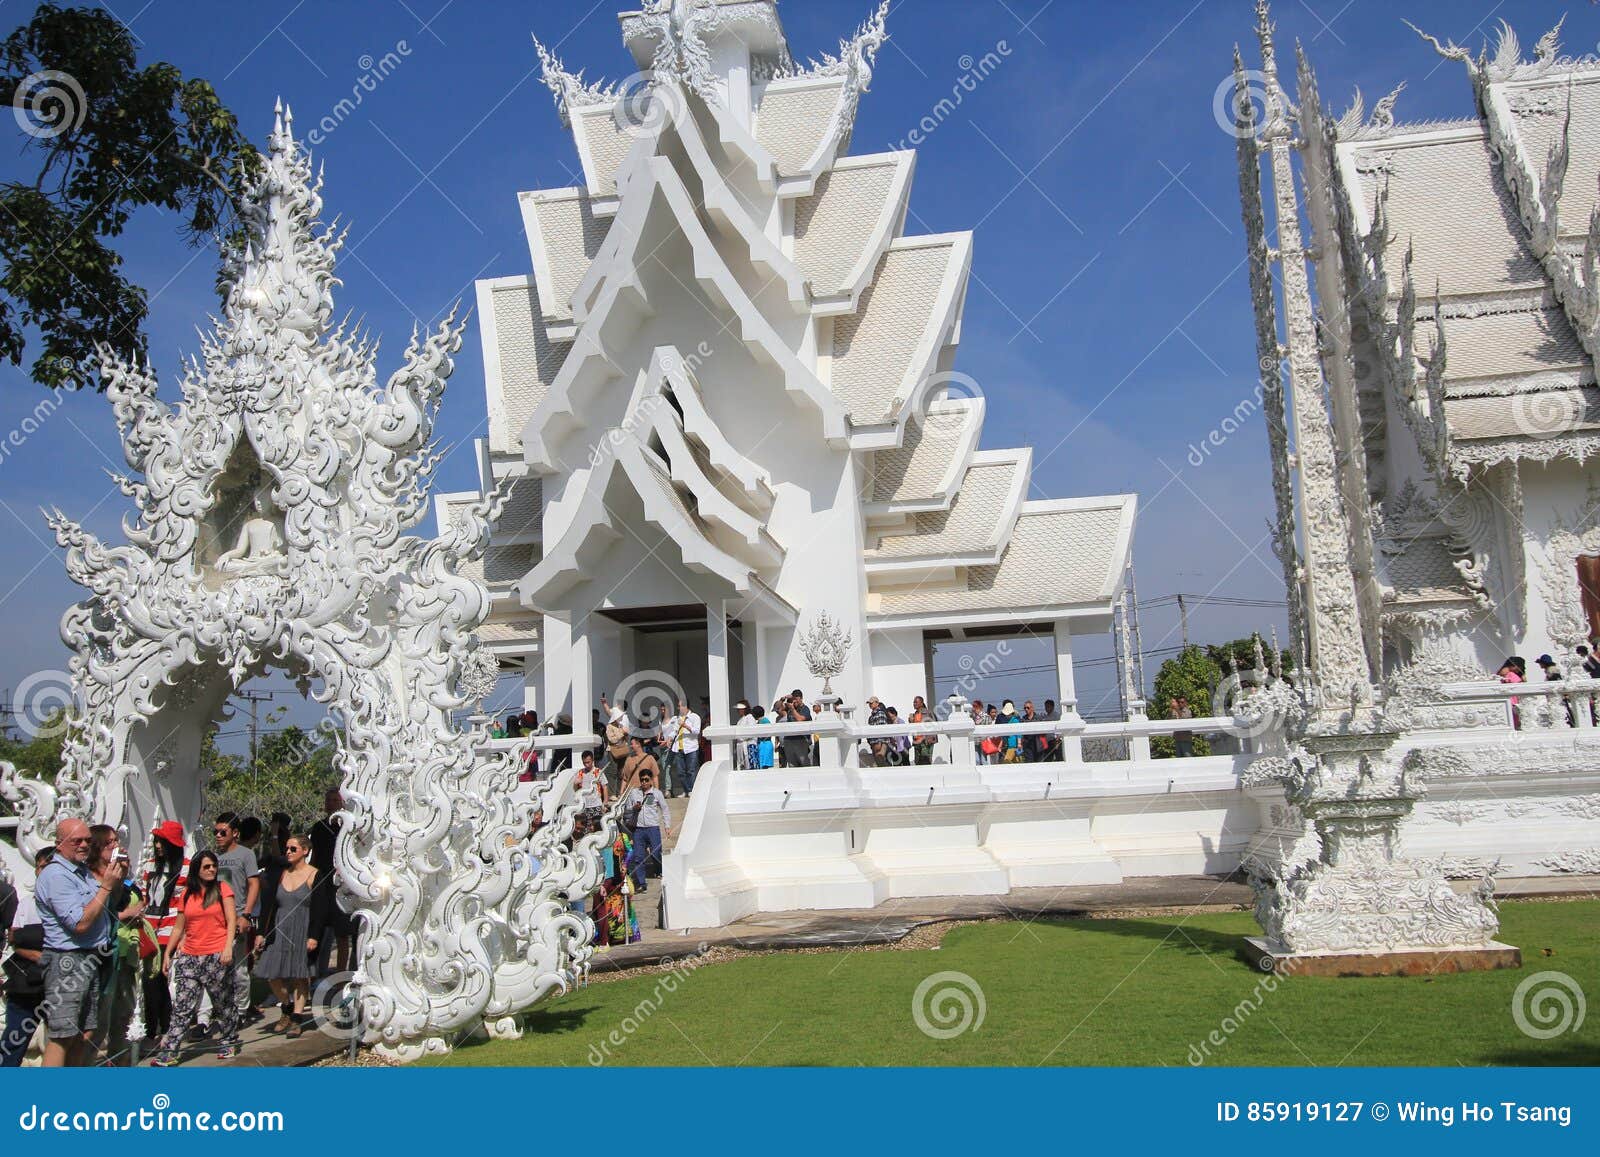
[1,795,357,1068]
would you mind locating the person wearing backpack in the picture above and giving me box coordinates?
[618,733,662,798]
[620,763,673,893]
[601,698,632,796]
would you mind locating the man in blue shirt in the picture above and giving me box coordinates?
[33,817,118,1066]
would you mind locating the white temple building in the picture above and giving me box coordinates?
[438,0,1137,734]
[1242,11,1600,682]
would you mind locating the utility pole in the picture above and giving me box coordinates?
[1177,593,1189,649]
[233,690,275,774]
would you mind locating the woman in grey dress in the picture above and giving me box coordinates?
[254,835,327,1036]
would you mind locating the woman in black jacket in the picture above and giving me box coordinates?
[253,835,329,1036]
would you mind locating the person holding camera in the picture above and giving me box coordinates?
[780,690,813,768]
[34,819,122,1066]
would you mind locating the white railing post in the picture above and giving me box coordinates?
[1057,699,1085,764]
[944,696,976,767]
[1127,698,1152,760]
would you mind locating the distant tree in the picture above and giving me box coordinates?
[0,709,67,780]
[1148,645,1221,759]
[1,4,259,390]
[201,723,337,832]
[1205,637,1294,681]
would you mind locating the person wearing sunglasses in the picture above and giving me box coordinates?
[210,814,259,1027]
[149,850,241,1064]
[33,818,119,1066]
[254,835,329,1037]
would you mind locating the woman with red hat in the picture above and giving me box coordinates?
[139,821,189,1042]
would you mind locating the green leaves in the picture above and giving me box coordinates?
[1,3,260,391]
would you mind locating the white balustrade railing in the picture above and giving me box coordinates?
[702,709,1257,770]
[1436,678,1600,731]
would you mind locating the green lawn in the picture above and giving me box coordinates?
[425,900,1600,1067]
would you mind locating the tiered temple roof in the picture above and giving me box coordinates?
[1270,16,1600,639]
[457,0,1134,642]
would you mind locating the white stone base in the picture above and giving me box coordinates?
[663,737,1600,929]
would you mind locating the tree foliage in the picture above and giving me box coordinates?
[0,710,67,781]
[1,4,259,390]
[1148,645,1220,758]
[201,724,337,833]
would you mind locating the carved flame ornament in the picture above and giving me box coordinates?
[798,611,852,698]
[0,103,604,1058]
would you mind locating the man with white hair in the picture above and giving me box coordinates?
[33,818,118,1066]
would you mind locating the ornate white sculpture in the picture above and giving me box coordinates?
[0,103,600,1058]
[213,492,289,576]
[798,611,852,701]
[1234,4,1505,961]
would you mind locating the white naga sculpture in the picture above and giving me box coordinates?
[0,103,607,1058]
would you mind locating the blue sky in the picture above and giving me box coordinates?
[0,0,1583,736]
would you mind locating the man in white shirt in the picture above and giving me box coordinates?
[661,698,703,798]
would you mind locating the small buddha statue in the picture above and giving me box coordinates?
[215,493,288,577]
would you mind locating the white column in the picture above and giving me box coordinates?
[570,615,594,756]
[741,618,760,706]
[754,621,771,712]
[707,602,732,765]
[1053,620,1084,764]
[521,649,541,714]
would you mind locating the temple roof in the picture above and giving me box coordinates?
[1331,25,1600,475]
[1379,536,1479,605]
[865,451,1027,565]
[521,189,611,327]
[791,153,912,303]
[478,276,566,455]
[753,75,849,174]
[870,497,1136,622]
[867,398,982,510]
[829,235,969,424]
